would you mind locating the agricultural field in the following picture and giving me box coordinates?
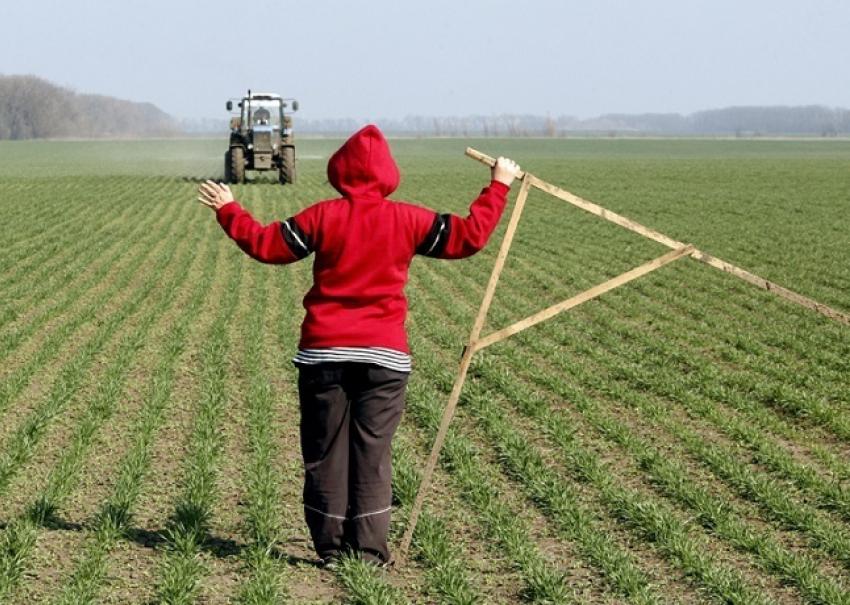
[0,135,847,604]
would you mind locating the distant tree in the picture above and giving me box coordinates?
[504,115,520,137]
[544,113,556,137]
[691,105,848,136]
[0,74,177,139]
[433,117,442,137]
[0,75,75,139]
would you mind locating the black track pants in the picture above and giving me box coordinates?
[297,362,408,564]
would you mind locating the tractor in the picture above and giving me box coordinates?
[224,90,299,184]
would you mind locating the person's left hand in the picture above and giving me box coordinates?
[198,180,234,210]
[491,157,522,187]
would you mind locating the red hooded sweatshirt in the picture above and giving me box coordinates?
[216,125,510,354]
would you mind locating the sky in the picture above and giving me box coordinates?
[2,0,849,122]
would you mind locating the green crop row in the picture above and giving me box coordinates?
[236,254,290,604]
[49,220,217,604]
[154,250,244,604]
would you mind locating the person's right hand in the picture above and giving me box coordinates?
[198,180,234,211]
[492,157,522,187]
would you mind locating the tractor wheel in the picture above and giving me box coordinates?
[231,147,246,183]
[279,147,296,184]
[224,149,233,183]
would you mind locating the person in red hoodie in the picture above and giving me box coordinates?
[198,125,520,568]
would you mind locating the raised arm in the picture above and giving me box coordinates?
[418,157,522,260]
[198,180,305,264]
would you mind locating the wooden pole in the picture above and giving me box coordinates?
[466,148,849,326]
[396,175,533,567]
[465,147,527,179]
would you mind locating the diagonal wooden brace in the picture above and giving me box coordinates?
[465,148,849,326]
[474,244,695,353]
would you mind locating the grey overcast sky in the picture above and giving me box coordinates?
[2,0,848,122]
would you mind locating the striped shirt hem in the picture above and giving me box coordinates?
[303,504,392,520]
[293,347,412,373]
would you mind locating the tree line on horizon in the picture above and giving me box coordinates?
[2,74,848,140]
[0,75,178,140]
[295,106,848,138]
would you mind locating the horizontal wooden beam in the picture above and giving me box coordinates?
[466,147,684,249]
[465,148,849,326]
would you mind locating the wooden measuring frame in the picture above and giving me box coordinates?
[395,147,849,567]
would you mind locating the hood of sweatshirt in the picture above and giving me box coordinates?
[327,125,400,199]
